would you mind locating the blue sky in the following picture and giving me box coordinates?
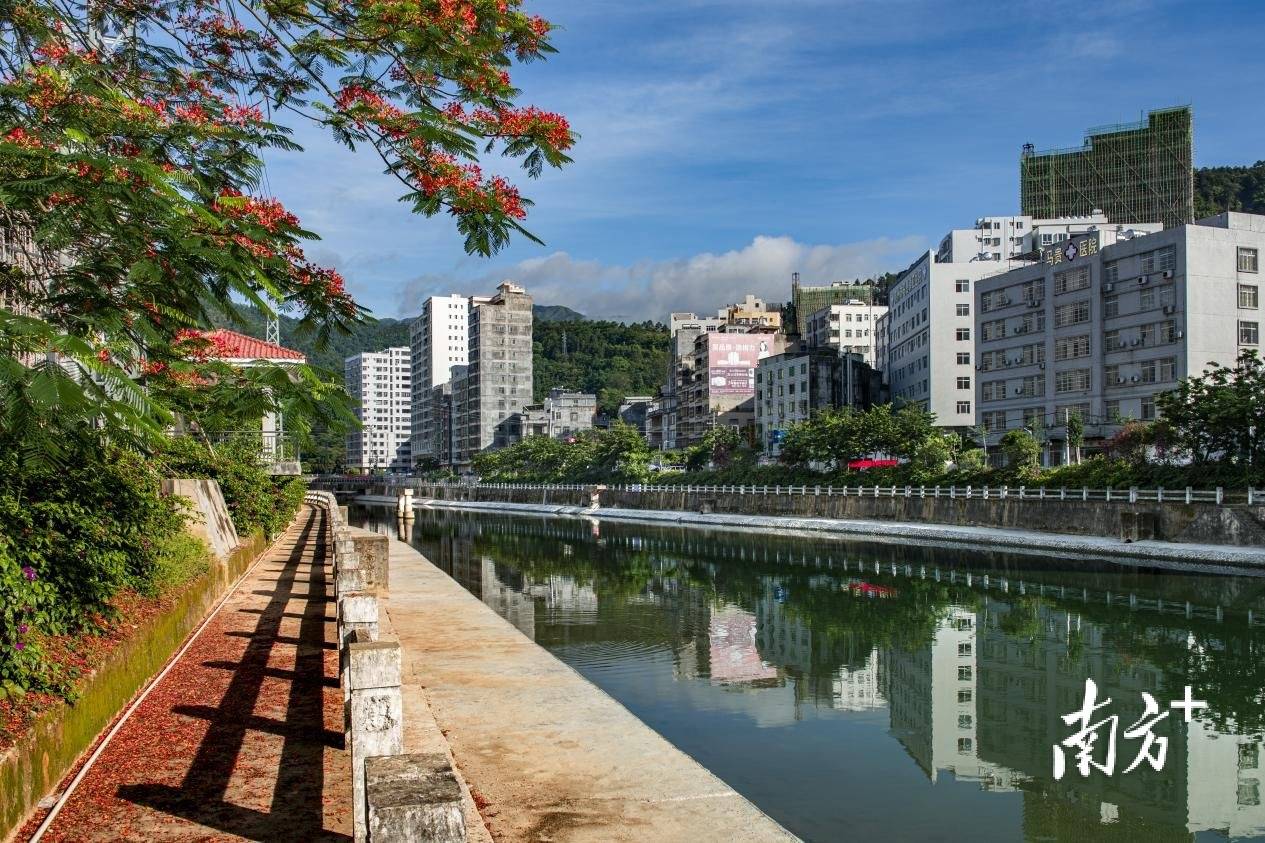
[263,0,1265,323]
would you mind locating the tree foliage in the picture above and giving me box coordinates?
[1195,160,1265,219]
[0,0,572,460]
[533,319,667,414]
[472,423,652,484]
[779,404,941,469]
[1155,350,1265,482]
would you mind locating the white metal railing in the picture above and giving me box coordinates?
[313,477,1259,506]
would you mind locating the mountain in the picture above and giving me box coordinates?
[533,304,586,322]
[1195,161,1265,219]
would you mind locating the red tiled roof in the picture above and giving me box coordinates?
[201,329,306,362]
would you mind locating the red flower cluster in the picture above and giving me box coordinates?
[473,105,571,149]
[4,127,42,148]
[222,104,263,126]
[214,188,299,233]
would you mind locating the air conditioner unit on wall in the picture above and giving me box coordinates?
[1139,276,1150,285]
[1163,270,1174,279]
[1103,283,1114,293]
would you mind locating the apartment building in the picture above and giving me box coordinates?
[676,331,788,447]
[973,212,1264,462]
[455,281,534,464]
[515,389,597,441]
[804,301,888,366]
[345,347,412,472]
[408,293,472,465]
[881,253,1010,427]
[754,348,883,456]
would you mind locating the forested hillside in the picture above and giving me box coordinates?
[534,319,669,413]
[1195,161,1265,219]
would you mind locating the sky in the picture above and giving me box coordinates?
[262,0,1265,324]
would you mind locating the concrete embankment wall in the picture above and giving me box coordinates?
[365,484,1265,547]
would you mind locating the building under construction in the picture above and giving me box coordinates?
[784,274,877,338]
[1020,105,1194,229]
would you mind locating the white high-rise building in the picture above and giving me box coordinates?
[345,347,412,472]
[409,294,472,465]
[881,213,1163,428]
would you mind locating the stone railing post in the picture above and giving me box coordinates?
[348,637,403,843]
[366,754,466,842]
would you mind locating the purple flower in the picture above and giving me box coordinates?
[14,641,25,651]
[21,566,36,581]
[18,624,28,634]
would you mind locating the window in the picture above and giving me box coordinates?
[958,689,973,703]
[981,319,1006,342]
[1241,284,1259,309]
[1160,320,1178,343]
[982,410,1006,430]
[957,303,970,317]
[1054,335,1091,361]
[1104,295,1120,319]
[956,377,971,390]
[1105,329,1122,350]
[1240,744,1260,771]
[1241,321,1260,345]
[1054,266,1091,295]
[956,279,970,293]
[1105,261,1120,284]
[1140,288,1156,310]
[957,352,971,365]
[958,642,972,656]
[1240,247,1259,273]
[958,666,973,681]
[1054,299,1090,328]
[956,328,971,341]
[957,738,973,753]
[1056,369,1091,394]
[1105,399,1121,420]
[1141,397,1157,421]
[1238,781,1261,807]
[1105,364,1120,386]
[1140,357,1175,384]
[981,381,1002,402]
[956,401,971,415]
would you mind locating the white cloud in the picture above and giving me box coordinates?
[399,234,926,323]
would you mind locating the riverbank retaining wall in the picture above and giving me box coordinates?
[369,484,1265,547]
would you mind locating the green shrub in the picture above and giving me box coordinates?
[0,447,190,693]
[158,436,306,537]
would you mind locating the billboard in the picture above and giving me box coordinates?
[706,335,773,395]
[708,606,778,685]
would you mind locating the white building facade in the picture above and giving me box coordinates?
[345,346,412,472]
[972,212,1264,462]
[408,294,471,465]
[936,213,1161,265]
[805,301,888,365]
[882,253,1007,427]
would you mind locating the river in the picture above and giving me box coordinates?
[355,505,1265,842]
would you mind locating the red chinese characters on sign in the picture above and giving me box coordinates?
[707,335,774,395]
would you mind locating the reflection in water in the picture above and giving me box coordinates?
[357,506,1265,842]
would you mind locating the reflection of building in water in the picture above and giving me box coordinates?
[974,596,1190,832]
[476,557,536,639]
[886,607,1023,790]
[523,576,599,615]
[754,580,886,710]
[825,649,884,712]
[1187,719,1265,838]
[708,604,779,686]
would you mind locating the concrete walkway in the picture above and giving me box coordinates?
[37,506,351,841]
[383,534,797,843]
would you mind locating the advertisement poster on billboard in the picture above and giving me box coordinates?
[707,335,772,395]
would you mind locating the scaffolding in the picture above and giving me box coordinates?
[787,274,877,337]
[1020,105,1194,229]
